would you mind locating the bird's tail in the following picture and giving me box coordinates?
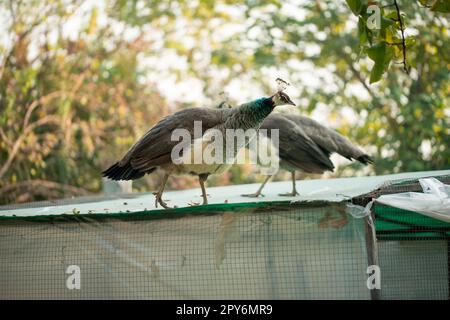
[356,154,374,165]
[102,162,146,181]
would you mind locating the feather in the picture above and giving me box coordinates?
[103,94,284,181]
[261,114,334,173]
[283,114,373,164]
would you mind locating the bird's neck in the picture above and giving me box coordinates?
[225,97,275,130]
[245,97,275,120]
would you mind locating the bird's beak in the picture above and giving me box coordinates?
[287,98,296,106]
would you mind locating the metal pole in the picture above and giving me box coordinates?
[447,240,450,300]
[364,210,381,300]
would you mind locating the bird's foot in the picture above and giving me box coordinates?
[154,195,172,209]
[278,191,299,197]
[241,193,264,198]
[188,199,208,206]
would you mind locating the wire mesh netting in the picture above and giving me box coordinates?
[352,174,450,300]
[1,173,449,300]
[373,204,450,300]
[0,204,371,299]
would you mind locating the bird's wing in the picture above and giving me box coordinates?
[120,108,225,172]
[261,114,334,173]
[285,114,373,164]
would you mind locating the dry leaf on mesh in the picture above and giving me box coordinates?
[214,212,238,269]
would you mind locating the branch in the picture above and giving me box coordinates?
[0,115,60,179]
[22,90,64,129]
[0,127,13,148]
[0,19,41,79]
[393,0,410,73]
[22,74,85,129]
[346,57,379,101]
[1,72,85,180]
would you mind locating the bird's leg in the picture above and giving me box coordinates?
[279,171,300,197]
[189,174,209,206]
[242,175,271,198]
[199,174,209,205]
[153,173,172,209]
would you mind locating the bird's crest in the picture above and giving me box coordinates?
[219,91,229,101]
[276,78,290,92]
[217,91,232,109]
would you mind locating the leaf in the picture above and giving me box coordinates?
[430,0,450,13]
[384,10,407,29]
[358,17,368,44]
[367,42,394,83]
[346,0,362,15]
[214,212,237,269]
[405,36,416,48]
[380,16,394,30]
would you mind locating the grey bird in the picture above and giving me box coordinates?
[216,101,373,197]
[243,113,373,197]
[102,90,295,209]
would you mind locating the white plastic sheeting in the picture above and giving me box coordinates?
[376,178,450,223]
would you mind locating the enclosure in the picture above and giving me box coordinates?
[0,170,449,300]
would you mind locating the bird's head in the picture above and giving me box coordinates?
[270,91,296,107]
[269,78,295,107]
[217,91,233,109]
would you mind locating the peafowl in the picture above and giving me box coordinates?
[269,113,373,196]
[102,88,295,209]
[216,100,373,198]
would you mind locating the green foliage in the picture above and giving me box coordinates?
[429,0,450,13]
[0,0,448,204]
[345,0,450,83]
[367,43,394,83]
[345,0,364,15]
[0,0,169,203]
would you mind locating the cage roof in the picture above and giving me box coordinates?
[0,169,449,219]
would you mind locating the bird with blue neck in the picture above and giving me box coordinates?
[102,79,295,209]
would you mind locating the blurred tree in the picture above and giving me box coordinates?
[0,0,448,204]
[0,0,169,203]
[112,0,449,175]
[345,0,449,83]
[293,1,450,175]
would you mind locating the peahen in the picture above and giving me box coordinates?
[246,114,373,197]
[216,101,373,198]
[102,88,295,209]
